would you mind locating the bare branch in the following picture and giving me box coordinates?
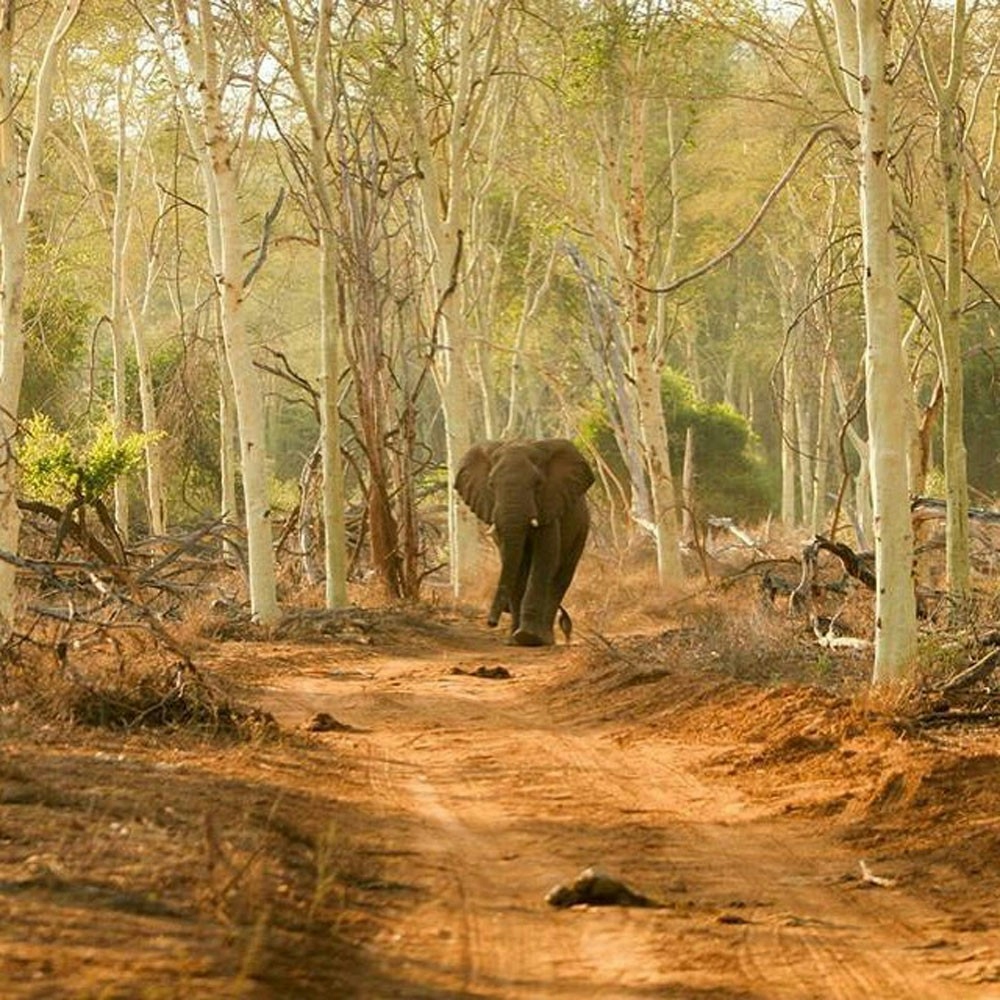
[639,125,848,297]
[243,187,286,289]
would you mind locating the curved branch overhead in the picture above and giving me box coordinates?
[638,125,850,298]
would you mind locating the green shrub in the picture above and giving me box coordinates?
[582,368,775,523]
[19,413,157,508]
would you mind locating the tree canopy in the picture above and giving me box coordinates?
[1,0,998,677]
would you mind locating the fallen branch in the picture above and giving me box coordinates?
[1,546,192,665]
[791,535,875,613]
[911,496,1000,524]
[812,616,871,652]
[937,648,1000,694]
[914,710,1000,728]
[17,499,122,565]
[859,860,897,888]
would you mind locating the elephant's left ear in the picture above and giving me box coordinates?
[455,442,500,524]
[536,438,595,521]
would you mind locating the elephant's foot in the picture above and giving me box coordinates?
[512,626,554,647]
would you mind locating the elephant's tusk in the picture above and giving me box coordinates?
[530,517,539,527]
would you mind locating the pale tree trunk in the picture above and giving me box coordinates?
[469,205,511,441]
[464,34,526,441]
[394,0,509,597]
[626,88,683,583]
[831,358,872,547]
[907,0,971,604]
[500,246,556,439]
[0,0,81,635]
[780,348,798,525]
[66,63,167,537]
[125,145,169,536]
[634,352,683,581]
[168,0,278,623]
[563,241,652,524]
[274,0,348,608]
[965,84,1000,268]
[767,240,804,528]
[795,384,816,526]
[681,427,695,540]
[128,302,166,535]
[901,298,933,497]
[840,0,918,679]
[810,335,834,534]
[217,326,239,565]
[318,233,348,607]
[810,174,854,536]
[108,73,130,540]
[118,77,167,537]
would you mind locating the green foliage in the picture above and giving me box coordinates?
[268,476,301,519]
[963,350,1000,494]
[582,369,775,523]
[268,400,318,482]
[19,293,92,420]
[19,413,156,508]
[145,338,221,518]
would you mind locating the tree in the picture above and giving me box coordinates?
[152,0,279,624]
[903,0,975,606]
[826,0,917,679]
[271,0,348,608]
[18,413,152,564]
[61,39,169,539]
[554,4,693,583]
[0,0,82,636]
[392,0,515,597]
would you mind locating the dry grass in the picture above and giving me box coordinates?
[2,620,277,740]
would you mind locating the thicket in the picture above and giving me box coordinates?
[582,369,775,525]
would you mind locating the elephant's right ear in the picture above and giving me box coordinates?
[455,442,499,524]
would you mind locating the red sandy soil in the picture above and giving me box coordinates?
[2,574,999,998]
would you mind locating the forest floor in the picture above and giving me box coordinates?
[2,558,1000,998]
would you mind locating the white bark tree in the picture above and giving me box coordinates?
[559,21,686,583]
[63,57,168,538]
[157,0,279,623]
[904,0,974,605]
[625,86,685,584]
[828,0,917,679]
[271,0,348,609]
[0,0,82,635]
[393,0,513,597]
[124,133,170,538]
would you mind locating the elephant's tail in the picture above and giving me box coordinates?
[557,606,573,644]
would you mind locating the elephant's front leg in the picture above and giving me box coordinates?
[513,521,559,646]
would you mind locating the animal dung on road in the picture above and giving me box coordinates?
[305,712,358,732]
[450,665,513,680]
[545,866,662,909]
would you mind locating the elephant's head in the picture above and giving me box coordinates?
[455,439,594,636]
[455,438,594,532]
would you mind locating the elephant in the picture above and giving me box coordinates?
[455,438,595,646]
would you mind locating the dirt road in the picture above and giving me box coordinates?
[259,620,1000,999]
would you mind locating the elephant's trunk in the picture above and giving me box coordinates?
[488,524,528,628]
[513,518,559,646]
